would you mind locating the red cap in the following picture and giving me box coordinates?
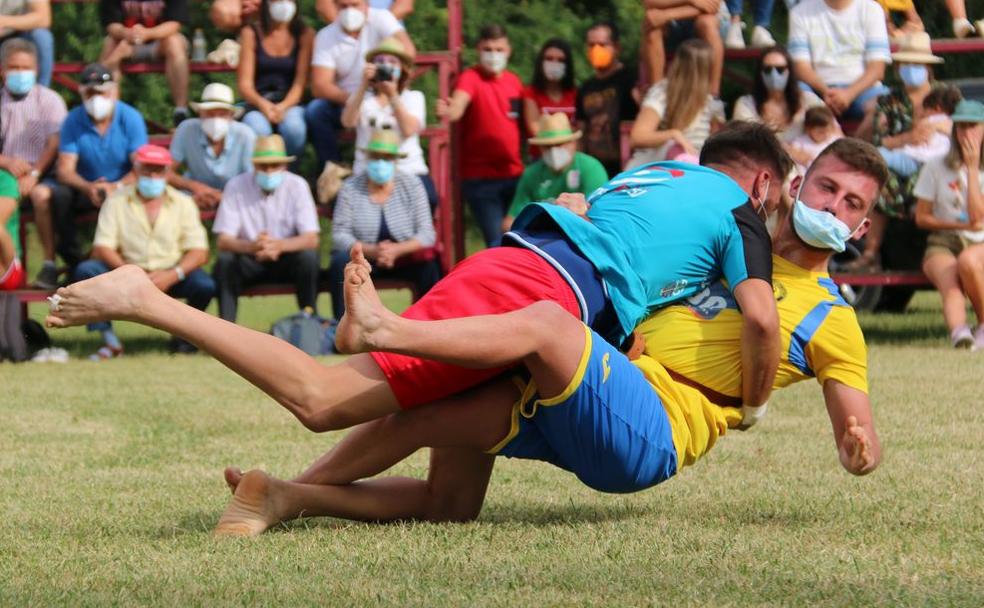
[134,144,172,166]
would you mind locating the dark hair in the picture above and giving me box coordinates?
[923,84,962,115]
[752,46,800,123]
[531,38,575,92]
[814,138,889,191]
[259,0,305,38]
[700,120,794,182]
[587,21,620,44]
[804,105,835,129]
[478,23,508,42]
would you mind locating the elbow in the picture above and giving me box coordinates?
[745,306,780,341]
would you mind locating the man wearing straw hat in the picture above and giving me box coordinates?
[212,134,320,323]
[502,113,607,232]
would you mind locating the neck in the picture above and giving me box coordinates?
[544,81,562,94]
[907,81,931,100]
[593,61,621,79]
[766,89,785,102]
[479,66,500,78]
[773,217,834,272]
[824,0,853,9]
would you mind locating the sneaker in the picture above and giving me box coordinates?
[33,263,59,290]
[725,21,746,50]
[951,325,974,349]
[972,326,984,352]
[750,25,776,48]
[954,18,975,38]
[173,107,190,126]
[89,344,124,361]
[169,337,199,355]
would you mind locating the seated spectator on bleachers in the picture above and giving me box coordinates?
[501,113,607,231]
[522,38,577,158]
[732,45,827,143]
[98,0,190,125]
[878,85,959,177]
[788,0,891,122]
[73,144,213,358]
[0,0,52,86]
[641,0,724,95]
[944,0,984,39]
[913,100,984,350]
[627,39,724,168]
[211,0,414,31]
[0,37,65,289]
[238,0,313,162]
[576,21,639,178]
[873,0,923,40]
[787,106,841,169]
[169,83,256,210]
[341,37,436,208]
[0,169,24,291]
[437,23,522,247]
[307,0,415,169]
[724,0,777,49]
[212,134,320,323]
[316,0,415,22]
[52,63,147,276]
[328,128,438,319]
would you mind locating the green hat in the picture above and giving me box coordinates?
[365,36,415,68]
[951,100,984,123]
[252,134,296,164]
[360,128,408,158]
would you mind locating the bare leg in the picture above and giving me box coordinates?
[696,13,724,97]
[160,34,189,107]
[99,36,132,71]
[946,0,968,20]
[45,265,400,431]
[923,254,967,332]
[645,21,667,86]
[957,245,984,324]
[29,184,56,261]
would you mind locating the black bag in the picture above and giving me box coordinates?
[0,293,28,362]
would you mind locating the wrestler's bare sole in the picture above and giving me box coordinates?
[45,265,156,327]
[214,470,282,537]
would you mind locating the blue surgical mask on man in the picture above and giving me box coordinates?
[5,70,35,96]
[137,176,166,199]
[790,194,854,252]
[256,170,284,192]
[898,64,929,88]
[367,159,395,185]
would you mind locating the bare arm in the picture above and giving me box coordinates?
[629,105,689,151]
[733,278,780,409]
[235,26,268,109]
[56,153,92,192]
[91,244,126,269]
[792,60,827,97]
[275,231,319,253]
[844,60,886,103]
[389,90,421,137]
[437,90,472,123]
[138,20,181,42]
[914,199,975,231]
[311,66,349,105]
[216,233,259,255]
[0,0,51,30]
[176,248,208,274]
[35,133,59,175]
[316,0,336,23]
[522,97,541,136]
[392,30,416,59]
[823,380,881,475]
[389,0,415,20]
[340,67,373,129]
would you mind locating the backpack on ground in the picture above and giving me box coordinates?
[270,309,337,356]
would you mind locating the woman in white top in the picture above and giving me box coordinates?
[341,36,437,208]
[913,100,984,349]
[627,39,724,169]
[732,45,827,142]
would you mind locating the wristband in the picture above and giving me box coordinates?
[739,402,768,429]
[173,266,186,281]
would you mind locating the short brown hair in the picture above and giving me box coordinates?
[803,106,834,129]
[923,84,962,115]
[478,23,508,42]
[813,138,889,191]
[700,120,794,183]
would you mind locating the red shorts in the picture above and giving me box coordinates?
[371,247,580,409]
[0,258,24,290]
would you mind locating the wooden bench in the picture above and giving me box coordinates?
[831,270,931,288]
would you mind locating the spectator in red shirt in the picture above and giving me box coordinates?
[522,38,577,159]
[437,23,523,247]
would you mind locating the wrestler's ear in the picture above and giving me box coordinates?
[788,174,803,202]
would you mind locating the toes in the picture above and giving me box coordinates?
[45,315,66,328]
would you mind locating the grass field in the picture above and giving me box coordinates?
[2,289,983,606]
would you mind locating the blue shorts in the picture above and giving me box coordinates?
[489,326,678,493]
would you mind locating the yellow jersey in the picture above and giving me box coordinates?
[634,254,869,469]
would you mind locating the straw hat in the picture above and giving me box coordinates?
[528,113,582,146]
[365,36,415,68]
[190,83,244,118]
[360,128,408,158]
[252,134,296,164]
[891,32,943,65]
[950,100,984,123]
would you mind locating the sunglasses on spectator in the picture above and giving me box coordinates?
[761,66,788,76]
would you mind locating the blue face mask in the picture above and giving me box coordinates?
[761,67,789,92]
[898,64,928,88]
[5,70,35,96]
[136,176,166,199]
[256,170,284,192]
[367,159,395,184]
[790,196,854,252]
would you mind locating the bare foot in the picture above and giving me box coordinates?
[334,243,395,354]
[214,469,281,538]
[224,467,243,495]
[45,265,158,329]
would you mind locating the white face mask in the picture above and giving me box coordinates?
[542,145,573,171]
[542,60,566,82]
[480,51,508,74]
[269,0,297,22]
[201,117,231,141]
[338,7,366,33]
[83,94,114,121]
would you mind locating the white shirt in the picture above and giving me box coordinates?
[353,90,428,176]
[788,0,891,86]
[731,90,826,142]
[913,157,984,242]
[312,8,404,95]
[213,172,320,241]
[899,113,951,164]
[626,80,724,168]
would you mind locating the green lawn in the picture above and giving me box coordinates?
[2,291,983,606]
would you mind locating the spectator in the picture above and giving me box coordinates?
[341,36,437,208]
[99,0,190,125]
[878,85,959,177]
[212,134,320,323]
[724,0,777,49]
[238,0,314,163]
[315,0,415,22]
[522,38,577,158]
[72,145,213,358]
[436,23,522,247]
[0,0,52,86]
[641,0,724,95]
[627,39,724,168]
[169,83,256,210]
[0,37,65,289]
[788,0,891,121]
[943,0,984,38]
[0,169,23,290]
[51,63,147,276]
[873,0,923,40]
[732,45,827,143]
[912,100,984,350]
[211,0,414,31]
[306,0,414,169]
[787,106,841,169]
[327,128,439,319]
[502,113,608,231]
[576,21,638,179]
